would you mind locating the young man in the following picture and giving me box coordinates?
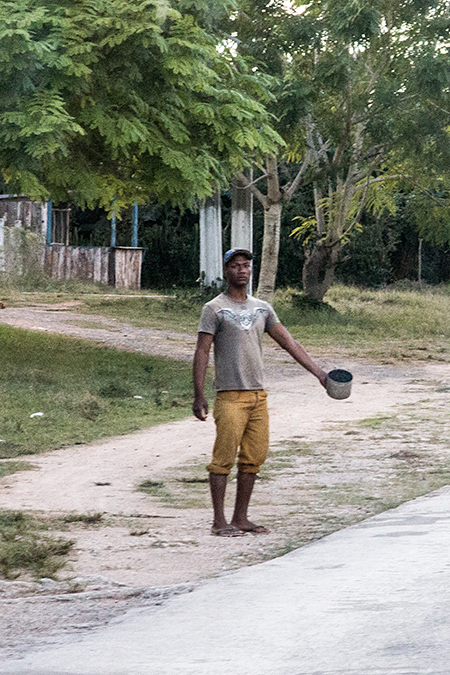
[193,248,327,536]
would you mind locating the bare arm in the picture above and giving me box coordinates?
[268,323,328,388]
[192,332,214,420]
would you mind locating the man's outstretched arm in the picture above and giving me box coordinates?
[268,322,328,387]
[193,332,214,420]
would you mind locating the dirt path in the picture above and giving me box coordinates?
[1,304,450,656]
[0,305,197,360]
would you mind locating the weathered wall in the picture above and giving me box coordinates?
[44,245,142,289]
[44,245,111,284]
[111,247,143,290]
[0,199,47,275]
[0,198,47,235]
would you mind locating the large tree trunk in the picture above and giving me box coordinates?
[256,155,283,303]
[240,151,310,302]
[256,200,282,302]
[302,241,340,302]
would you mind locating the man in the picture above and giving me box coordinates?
[193,248,327,536]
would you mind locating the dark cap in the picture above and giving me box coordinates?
[223,248,253,266]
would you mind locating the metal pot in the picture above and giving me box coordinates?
[326,369,353,400]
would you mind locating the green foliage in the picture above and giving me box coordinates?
[290,179,397,246]
[218,0,450,300]
[61,512,104,525]
[0,0,281,208]
[403,180,450,247]
[337,211,401,287]
[290,215,319,246]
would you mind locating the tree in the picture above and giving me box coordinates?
[230,0,450,301]
[225,0,309,300]
[289,0,450,300]
[0,0,281,213]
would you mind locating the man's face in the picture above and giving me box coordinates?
[224,255,252,287]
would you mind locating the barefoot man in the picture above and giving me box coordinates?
[193,249,328,536]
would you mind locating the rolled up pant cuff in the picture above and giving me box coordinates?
[207,464,230,475]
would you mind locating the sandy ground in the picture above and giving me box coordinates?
[1,303,450,656]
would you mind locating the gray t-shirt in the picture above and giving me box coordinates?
[198,293,280,391]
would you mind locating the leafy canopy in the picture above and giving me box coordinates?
[0,0,282,210]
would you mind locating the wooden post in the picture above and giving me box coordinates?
[231,172,253,294]
[199,190,223,287]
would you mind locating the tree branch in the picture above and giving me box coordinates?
[353,174,406,190]
[234,173,268,189]
[343,176,370,238]
[237,171,267,207]
[427,99,450,117]
[412,180,449,207]
[283,150,311,201]
[332,89,353,168]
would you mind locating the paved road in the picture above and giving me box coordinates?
[3,485,450,675]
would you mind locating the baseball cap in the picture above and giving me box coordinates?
[223,248,253,266]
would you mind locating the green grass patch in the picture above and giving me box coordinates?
[77,289,210,334]
[7,282,450,363]
[273,285,450,361]
[357,416,395,430]
[1,277,146,298]
[70,283,450,362]
[0,510,74,579]
[61,512,104,525]
[138,479,173,502]
[0,460,34,478]
[0,323,212,457]
[137,460,211,509]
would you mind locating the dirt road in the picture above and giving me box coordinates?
[1,304,450,657]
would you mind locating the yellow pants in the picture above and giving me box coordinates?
[207,390,269,475]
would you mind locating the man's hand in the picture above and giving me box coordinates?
[193,395,209,421]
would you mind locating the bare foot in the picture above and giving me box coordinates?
[211,525,246,537]
[230,521,269,534]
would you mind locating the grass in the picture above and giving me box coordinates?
[2,282,203,333]
[2,281,450,460]
[137,460,212,508]
[0,510,74,579]
[273,284,450,362]
[78,294,201,333]
[61,512,104,525]
[6,280,450,362]
[138,479,174,503]
[0,323,212,458]
[0,461,34,477]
